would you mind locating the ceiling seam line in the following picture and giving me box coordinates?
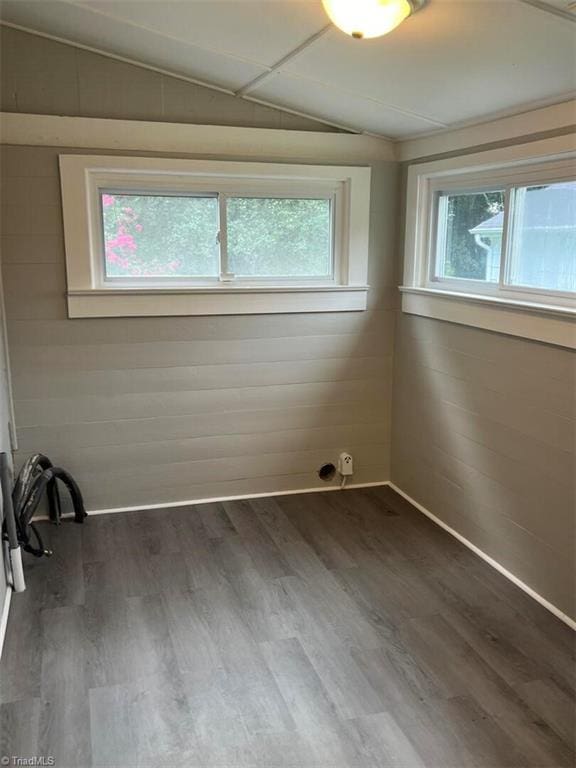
[256,67,449,127]
[235,24,333,97]
[58,0,276,72]
[515,0,576,22]
[0,20,363,135]
[242,94,366,136]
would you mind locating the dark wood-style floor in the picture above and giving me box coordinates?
[0,486,574,767]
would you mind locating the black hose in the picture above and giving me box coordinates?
[10,454,87,558]
[12,453,53,513]
[50,468,86,524]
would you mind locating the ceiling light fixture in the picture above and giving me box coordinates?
[322,0,427,39]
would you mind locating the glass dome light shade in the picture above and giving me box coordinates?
[322,0,413,39]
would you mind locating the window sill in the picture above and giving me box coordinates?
[400,287,576,349]
[67,285,369,318]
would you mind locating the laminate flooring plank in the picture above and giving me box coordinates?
[365,486,473,566]
[39,605,91,768]
[246,724,368,768]
[222,498,294,580]
[198,501,237,539]
[185,583,296,734]
[251,498,383,649]
[167,507,230,591]
[259,637,340,731]
[401,613,574,767]
[89,671,195,767]
[209,534,305,641]
[123,508,183,557]
[161,590,223,681]
[248,495,331,577]
[440,602,550,688]
[297,635,386,721]
[279,571,383,651]
[24,520,85,608]
[0,698,41,760]
[0,589,42,703]
[514,677,576,749]
[462,554,576,660]
[277,494,358,570]
[81,511,130,564]
[343,711,428,768]
[350,642,446,725]
[394,696,528,768]
[485,603,576,696]
[316,490,411,565]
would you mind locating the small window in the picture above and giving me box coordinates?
[59,155,371,317]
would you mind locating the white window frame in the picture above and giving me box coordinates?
[402,134,576,349]
[59,155,371,317]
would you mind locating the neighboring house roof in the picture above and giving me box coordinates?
[470,183,576,234]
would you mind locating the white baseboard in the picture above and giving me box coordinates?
[29,477,575,632]
[0,585,12,661]
[32,480,390,521]
[388,482,576,632]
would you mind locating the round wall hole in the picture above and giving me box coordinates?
[318,463,336,482]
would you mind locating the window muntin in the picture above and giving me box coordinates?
[430,176,576,301]
[506,181,576,294]
[434,190,505,284]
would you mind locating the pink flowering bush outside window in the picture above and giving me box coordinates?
[101,192,220,278]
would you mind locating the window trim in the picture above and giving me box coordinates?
[401,134,576,349]
[59,154,371,317]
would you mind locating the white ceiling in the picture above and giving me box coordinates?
[1,0,575,138]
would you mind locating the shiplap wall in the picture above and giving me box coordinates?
[0,142,396,509]
[392,289,575,617]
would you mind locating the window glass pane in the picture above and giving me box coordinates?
[507,181,576,293]
[435,190,505,282]
[226,197,332,278]
[101,193,219,278]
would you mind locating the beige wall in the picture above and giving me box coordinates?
[0,30,397,511]
[391,156,576,618]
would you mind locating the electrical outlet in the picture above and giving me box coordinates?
[338,452,354,476]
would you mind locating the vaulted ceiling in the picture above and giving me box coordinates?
[1,0,575,138]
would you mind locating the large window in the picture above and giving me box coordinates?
[59,155,371,317]
[402,136,576,349]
